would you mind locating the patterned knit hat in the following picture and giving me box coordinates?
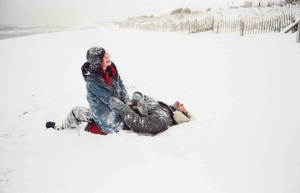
[86,47,106,64]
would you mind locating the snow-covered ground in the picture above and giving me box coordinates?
[0,24,299,193]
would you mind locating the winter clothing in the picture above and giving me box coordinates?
[46,106,91,130]
[84,120,107,135]
[46,93,189,135]
[46,106,107,135]
[81,47,130,134]
[110,92,190,135]
[86,47,106,64]
[131,92,143,104]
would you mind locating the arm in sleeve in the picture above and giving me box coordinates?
[118,105,168,135]
[118,75,130,102]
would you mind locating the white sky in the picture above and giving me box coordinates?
[0,0,245,26]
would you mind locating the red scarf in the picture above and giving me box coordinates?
[101,59,117,87]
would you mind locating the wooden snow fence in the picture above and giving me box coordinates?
[212,20,241,34]
[188,18,214,34]
[212,14,295,36]
[168,18,214,33]
[283,18,300,43]
[241,14,295,36]
[122,18,214,33]
[119,12,300,42]
[133,14,295,35]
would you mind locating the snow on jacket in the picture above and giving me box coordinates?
[118,95,176,134]
[81,61,129,134]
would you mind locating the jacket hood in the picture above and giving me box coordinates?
[161,102,190,124]
[81,62,120,90]
[173,110,190,124]
[82,62,101,74]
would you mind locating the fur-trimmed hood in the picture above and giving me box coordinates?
[158,101,190,125]
[81,62,120,90]
[172,110,190,124]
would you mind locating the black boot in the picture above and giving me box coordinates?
[46,121,56,129]
[45,121,64,130]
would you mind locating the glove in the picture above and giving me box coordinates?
[109,97,126,111]
[132,91,143,105]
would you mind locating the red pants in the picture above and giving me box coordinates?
[87,123,107,135]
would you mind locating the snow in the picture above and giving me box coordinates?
[0,24,300,193]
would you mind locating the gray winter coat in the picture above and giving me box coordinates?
[118,95,175,134]
[82,62,129,134]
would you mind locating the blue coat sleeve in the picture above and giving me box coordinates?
[118,75,130,102]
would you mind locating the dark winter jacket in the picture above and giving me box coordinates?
[118,95,176,135]
[82,62,129,134]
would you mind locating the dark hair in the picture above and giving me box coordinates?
[101,65,117,87]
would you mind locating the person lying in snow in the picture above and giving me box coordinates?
[109,91,190,134]
[46,92,190,135]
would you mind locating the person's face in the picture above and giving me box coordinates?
[102,52,111,68]
[172,101,187,114]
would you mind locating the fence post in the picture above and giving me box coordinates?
[226,21,228,33]
[180,22,182,32]
[227,21,229,33]
[284,15,287,29]
[245,21,248,35]
[221,21,223,34]
[275,17,279,32]
[297,21,300,43]
[279,19,282,32]
[247,21,250,35]
[240,20,244,36]
[233,21,236,32]
[292,17,296,33]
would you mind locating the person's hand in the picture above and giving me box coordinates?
[132,92,143,105]
[125,99,134,106]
